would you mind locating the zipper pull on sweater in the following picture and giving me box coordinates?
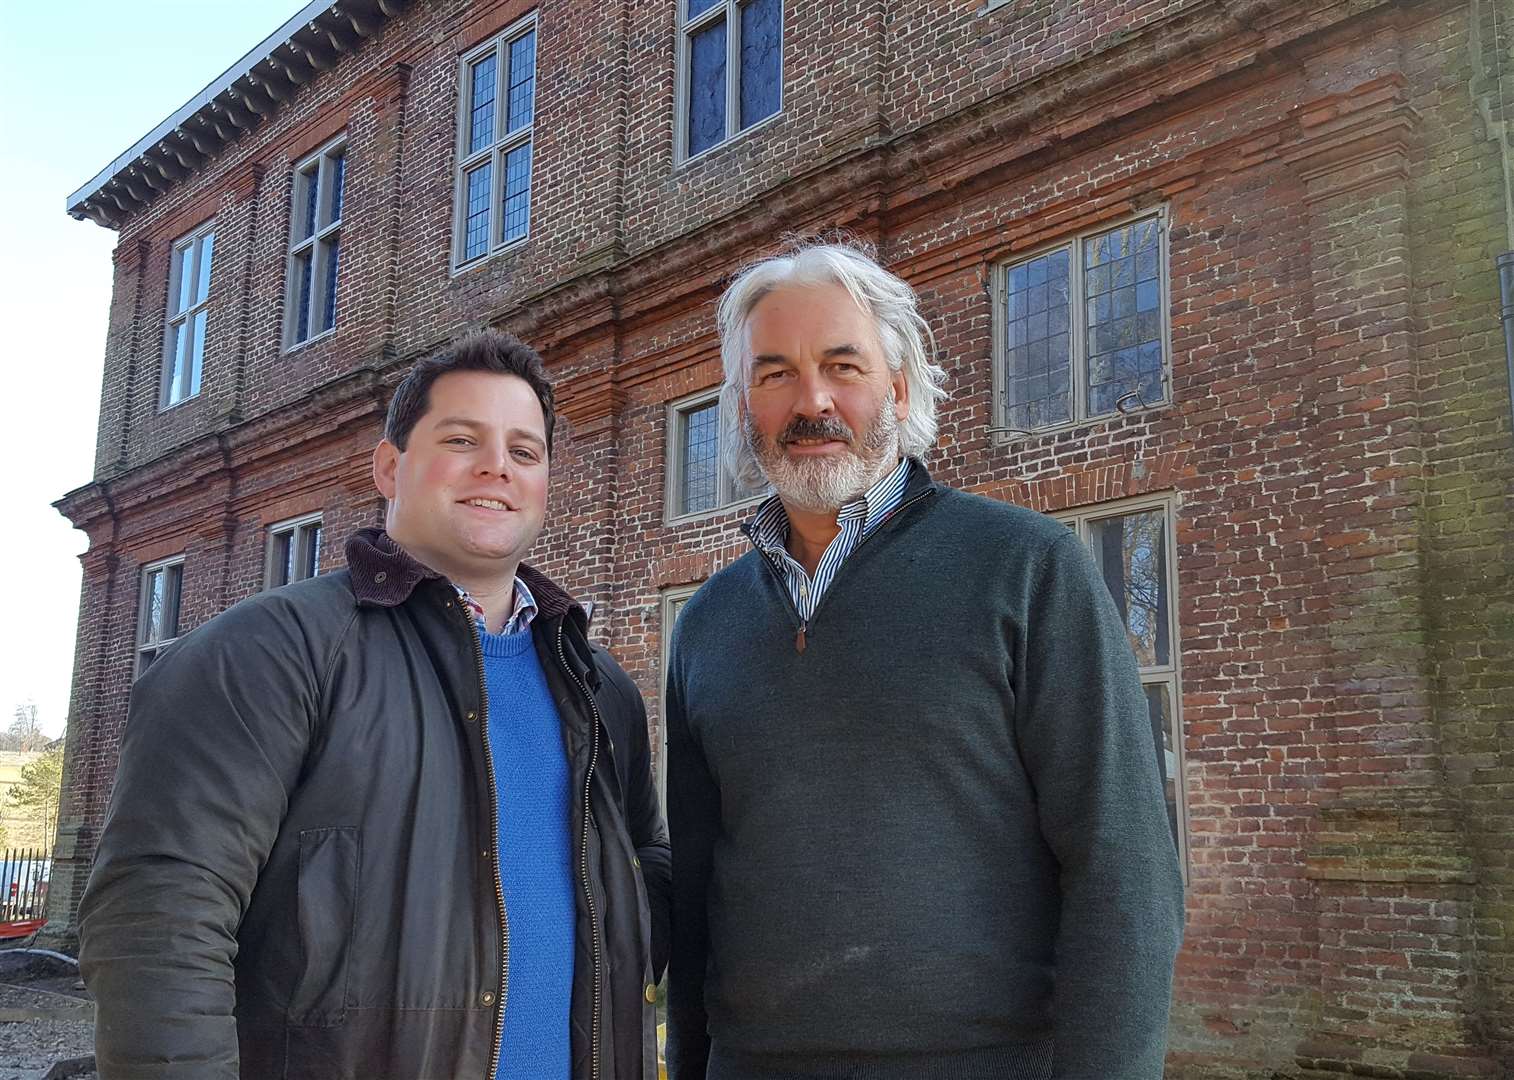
[795,623,807,653]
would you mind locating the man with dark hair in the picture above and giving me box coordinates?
[666,247,1183,1080]
[81,330,670,1080]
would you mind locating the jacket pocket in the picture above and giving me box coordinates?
[290,826,360,1027]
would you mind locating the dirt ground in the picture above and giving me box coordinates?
[0,952,94,1080]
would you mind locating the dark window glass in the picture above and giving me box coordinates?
[688,0,721,16]
[306,525,323,579]
[301,168,319,240]
[328,153,345,224]
[689,19,727,156]
[469,55,498,155]
[501,143,532,244]
[740,0,781,129]
[322,238,340,333]
[295,250,313,342]
[1089,509,1170,667]
[464,164,492,261]
[681,403,720,514]
[188,311,206,398]
[1085,219,1163,416]
[507,31,536,132]
[1143,682,1179,850]
[1003,248,1071,431]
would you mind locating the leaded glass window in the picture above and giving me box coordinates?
[679,0,783,160]
[286,138,345,348]
[161,224,214,407]
[136,558,184,676]
[1059,498,1186,872]
[667,390,767,520]
[266,514,324,588]
[997,213,1169,433]
[456,18,538,266]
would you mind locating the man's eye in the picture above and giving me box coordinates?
[445,437,474,446]
[511,448,539,462]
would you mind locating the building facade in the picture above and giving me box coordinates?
[53,0,1514,1075]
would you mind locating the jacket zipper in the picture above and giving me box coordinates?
[747,487,935,652]
[556,621,603,1080]
[459,603,509,1080]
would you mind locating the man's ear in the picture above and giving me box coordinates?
[372,440,400,500]
[891,366,910,423]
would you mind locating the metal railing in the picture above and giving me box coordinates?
[0,848,51,924]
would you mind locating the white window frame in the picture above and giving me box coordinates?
[1056,493,1187,877]
[674,0,785,163]
[264,512,325,589]
[664,387,767,524]
[160,222,215,409]
[284,137,346,350]
[991,207,1171,441]
[135,555,185,677]
[659,583,702,814]
[452,14,539,271]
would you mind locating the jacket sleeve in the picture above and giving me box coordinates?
[1015,531,1186,1080]
[79,596,323,1080]
[664,638,717,1080]
[601,655,672,981]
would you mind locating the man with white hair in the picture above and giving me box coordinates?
[665,242,1184,1080]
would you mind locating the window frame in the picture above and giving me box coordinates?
[284,136,346,351]
[160,221,216,410]
[264,512,325,589]
[991,207,1172,442]
[664,387,767,525]
[659,583,702,813]
[452,14,539,272]
[674,0,785,164]
[135,555,186,677]
[1056,492,1188,877]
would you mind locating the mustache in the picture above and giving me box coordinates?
[779,416,854,445]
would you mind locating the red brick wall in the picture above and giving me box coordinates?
[52,0,1513,1073]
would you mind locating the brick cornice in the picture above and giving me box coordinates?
[556,367,626,438]
[1281,75,1419,202]
[111,239,150,276]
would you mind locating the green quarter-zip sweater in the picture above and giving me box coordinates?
[666,463,1184,1080]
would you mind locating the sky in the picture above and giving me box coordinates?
[0,1,302,736]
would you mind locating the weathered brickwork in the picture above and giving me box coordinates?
[52,0,1513,1074]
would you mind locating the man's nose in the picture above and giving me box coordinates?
[793,368,835,417]
[475,442,513,477]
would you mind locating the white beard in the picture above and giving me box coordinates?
[747,393,901,513]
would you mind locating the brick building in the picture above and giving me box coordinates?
[51,0,1514,1074]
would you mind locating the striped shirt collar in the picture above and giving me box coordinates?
[454,576,539,637]
[746,456,914,621]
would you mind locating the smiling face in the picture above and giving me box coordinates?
[372,370,549,587]
[742,282,910,512]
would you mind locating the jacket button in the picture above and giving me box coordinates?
[374,572,387,584]
[465,711,477,723]
[632,856,640,869]
[644,984,657,1003]
[481,991,496,1006]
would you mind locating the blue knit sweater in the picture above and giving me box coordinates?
[480,625,574,1080]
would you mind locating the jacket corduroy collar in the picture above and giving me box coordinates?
[344,527,585,629]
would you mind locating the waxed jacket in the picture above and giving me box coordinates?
[80,528,670,1080]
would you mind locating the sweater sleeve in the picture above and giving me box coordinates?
[664,632,719,1080]
[1016,531,1185,1080]
[79,597,322,1080]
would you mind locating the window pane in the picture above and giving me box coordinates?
[322,237,340,333]
[294,250,313,343]
[507,31,536,133]
[144,568,166,643]
[739,0,781,129]
[1089,509,1170,668]
[688,19,727,156]
[1144,681,1180,852]
[300,167,319,240]
[272,531,293,588]
[165,323,185,402]
[1003,249,1071,430]
[160,565,182,640]
[501,142,532,244]
[194,234,214,305]
[463,163,492,261]
[305,524,323,579]
[681,403,719,514]
[469,54,498,155]
[175,244,194,315]
[327,153,345,225]
[188,311,206,398]
[1085,220,1163,417]
[687,0,721,17]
